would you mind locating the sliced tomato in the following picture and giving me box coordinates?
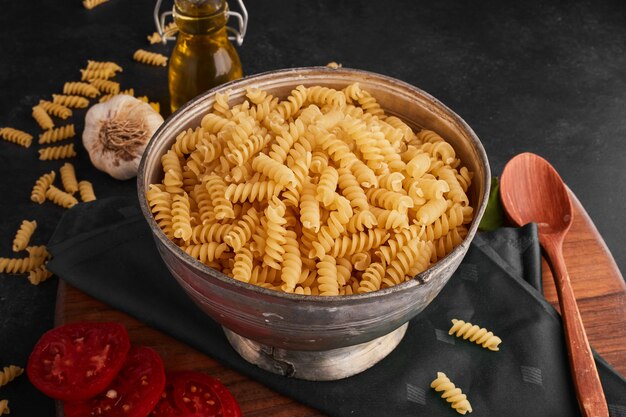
[150,377,189,417]
[172,371,242,417]
[64,346,166,417]
[27,322,130,401]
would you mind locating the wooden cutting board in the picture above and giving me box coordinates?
[55,191,626,417]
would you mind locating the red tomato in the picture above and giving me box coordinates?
[26,322,130,401]
[172,371,242,417]
[150,377,188,417]
[64,346,166,417]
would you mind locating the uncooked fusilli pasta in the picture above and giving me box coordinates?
[0,127,32,148]
[39,124,75,144]
[12,220,37,252]
[90,79,120,94]
[431,372,472,415]
[63,81,100,98]
[38,100,72,119]
[52,94,89,108]
[78,181,97,202]
[0,255,46,274]
[83,0,109,10]
[133,49,168,66]
[0,365,23,388]
[60,162,78,194]
[38,143,76,160]
[449,319,502,351]
[28,265,53,285]
[31,171,56,204]
[0,399,9,415]
[32,105,54,130]
[45,185,78,208]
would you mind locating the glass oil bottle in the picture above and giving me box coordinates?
[155,0,247,112]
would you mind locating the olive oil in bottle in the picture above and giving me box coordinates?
[169,0,243,112]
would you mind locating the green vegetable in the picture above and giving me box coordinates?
[478,177,505,231]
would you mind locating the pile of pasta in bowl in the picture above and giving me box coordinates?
[145,82,474,296]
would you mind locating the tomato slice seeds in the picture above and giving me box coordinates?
[64,346,166,417]
[172,371,242,417]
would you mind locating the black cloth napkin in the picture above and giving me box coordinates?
[47,197,626,417]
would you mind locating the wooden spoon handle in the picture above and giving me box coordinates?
[543,239,609,417]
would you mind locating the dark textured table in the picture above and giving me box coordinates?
[1,1,625,415]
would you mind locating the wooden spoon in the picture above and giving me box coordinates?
[500,152,608,417]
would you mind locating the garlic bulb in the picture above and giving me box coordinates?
[83,95,163,180]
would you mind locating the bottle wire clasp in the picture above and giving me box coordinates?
[153,0,248,46]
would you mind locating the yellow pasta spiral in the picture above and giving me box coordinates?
[205,174,235,220]
[422,204,465,241]
[272,85,306,120]
[307,86,346,109]
[224,208,260,251]
[190,222,231,244]
[0,255,46,274]
[60,163,78,194]
[415,197,448,226]
[316,165,339,207]
[38,143,76,160]
[184,242,228,264]
[383,239,432,287]
[330,229,389,259]
[282,146,312,207]
[232,247,254,283]
[31,171,56,204]
[310,196,353,258]
[28,265,53,285]
[431,372,473,415]
[133,49,168,66]
[356,89,384,117]
[366,188,414,212]
[432,226,466,262]
[52,94,90,108]
[146,184,174,238]
[39,124,75,144]
[280,230,302,292]
[449,318,502,351]
[263,197,288,270]
[78,181,97,202]
[378,172,405,192]
[252,153,297,188]
[0,399,9,415]
[89,79,120,94]
[46,185,78,209]
[86,60,123,73]
[0,365,23,388]
[83,0,109,9]
[81,67,115,81]
[173,127,204,157]
[12,220,37,252]
[26,245,50,259]
[341,117,385,171]
[201,113,235,134]
[344,210,377,234]
[38,100,72,119]
[32,105,54,130]
[225,133,270,166]
[63,81,100,98]
[316,255,339,296]
[0,127,32,148]
[171,193,193,242]
[357,262,385,294]
[299,182,321,232]
[434,165,469,206]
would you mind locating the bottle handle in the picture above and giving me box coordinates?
[153,0,248,46]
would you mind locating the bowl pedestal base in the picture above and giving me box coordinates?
[223,322,409,381]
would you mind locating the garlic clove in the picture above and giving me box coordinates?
[83,95,164,180]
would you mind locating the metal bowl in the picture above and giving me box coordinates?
[137,67,490,379]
